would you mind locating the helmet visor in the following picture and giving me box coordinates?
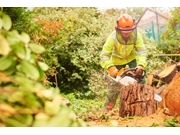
[116,25,137,34]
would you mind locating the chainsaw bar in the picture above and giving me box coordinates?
[154,93,162,102]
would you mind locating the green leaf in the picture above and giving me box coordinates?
[20,32,30,44]
[6,30,21,45]
[4,60,17,75]
[25,47,31,60]
[0,56,14,71]
[18,114,33,126]
[13,43,26,60]
[20,60,40,80]
[4,117,26,127]
[72,73,82,80]
[0,19,3,29]
[37,66,44,79]
[28,53,37,64]
[2,13,12,31]
[0,35,11,56]
[29,43,45,54]
[13,75,35,88]
[164,118,179,127]
[38,61,49,71]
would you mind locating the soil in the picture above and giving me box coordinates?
[85,107,180,127]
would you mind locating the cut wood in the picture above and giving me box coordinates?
[147,74,153,86]
[158,64,177,84]
[158,72,180,116]
[147,70,162,89]
[119,84,157,117]
[177,62,180,71]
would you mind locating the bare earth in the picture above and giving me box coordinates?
[85,107,180,127]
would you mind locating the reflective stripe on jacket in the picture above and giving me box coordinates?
[100,29,147,70]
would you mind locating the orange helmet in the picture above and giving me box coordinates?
[115,14,136,34]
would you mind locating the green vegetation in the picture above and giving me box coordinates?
[0,7,180,127]
[0,10,85,127]
[164,116,179,127]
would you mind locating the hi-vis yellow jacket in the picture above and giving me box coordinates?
[100,29,147,70]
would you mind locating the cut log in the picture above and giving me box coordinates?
[158,72,180,115]
[147,74,153,86]
[177,62,180,72]
[147,70,164,90]
[158,64,177,84]
[147,70,160,86]
[119,84,157,117]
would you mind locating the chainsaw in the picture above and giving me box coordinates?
[107,67,162,102]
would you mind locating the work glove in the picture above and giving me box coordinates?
[108,66,118,77]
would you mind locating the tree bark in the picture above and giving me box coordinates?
[119,84,157,117]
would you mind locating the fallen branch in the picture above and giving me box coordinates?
[155,54,180,57]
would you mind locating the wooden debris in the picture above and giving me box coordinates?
[147,63,178,91]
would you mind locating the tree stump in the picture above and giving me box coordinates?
[158,72,180,115]
[119,83,157,117]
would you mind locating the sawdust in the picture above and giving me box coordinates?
[85,107,180,127]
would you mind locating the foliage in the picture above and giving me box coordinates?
[151,123,159,127]
[0,11,86,127]
[63,93,104,116]
[158,7,180,63]
[2,7,172,101]
[103,7,144,21]
[30,7,149,98]
[2,7,37,35]
[164,116,179,127]
[30,7,110,97]
[137,28,165,74]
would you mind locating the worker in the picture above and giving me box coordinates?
[100,14,147,111]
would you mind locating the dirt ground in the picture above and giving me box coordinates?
[85,107,180,127]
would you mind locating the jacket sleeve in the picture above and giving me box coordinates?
[135,31,147,68]
[100,33,114,70]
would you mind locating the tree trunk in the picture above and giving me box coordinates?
[158,72,180,115]
[119,84,157,117]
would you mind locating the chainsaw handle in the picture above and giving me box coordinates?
[136,67,146,77]
[120,68,137,77]
[120,68,146,78]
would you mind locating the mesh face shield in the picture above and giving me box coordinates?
[115,24,137,34]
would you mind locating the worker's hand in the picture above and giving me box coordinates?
[108,66,118,77]
[135,65,145,76]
